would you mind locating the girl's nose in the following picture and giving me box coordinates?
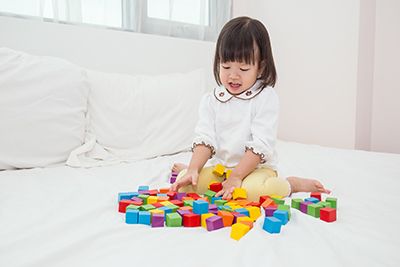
[229,71,239,79]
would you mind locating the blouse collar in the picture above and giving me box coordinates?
[213,80,264,103]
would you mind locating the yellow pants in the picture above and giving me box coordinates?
[176,166,291,202]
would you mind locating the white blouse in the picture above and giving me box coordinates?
[193,80,279,170]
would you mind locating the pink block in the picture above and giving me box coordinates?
[300,201,313,213]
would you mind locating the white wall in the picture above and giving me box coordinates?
[0,15,217,89]
[233,0,360,150]
[233,0,400,154]
[371,0,400,154]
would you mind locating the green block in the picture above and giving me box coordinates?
[319,201,332,208]
[126,204,140,211]
[204,189,216,201]
[184,200,194,207]
[291,198,302,210]
[272,197,285,205]
[307,204,323,218]
[278,204,291,219]
[166,212,182,227]
[166,204,179,212]
[215,199,227,207]
[220,205,233,212]
[326,197,337,208]
[138,194,149,204]
[140,204,155,211]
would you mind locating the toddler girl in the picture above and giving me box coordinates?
[171,16,330,201]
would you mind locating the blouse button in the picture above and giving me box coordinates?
[219,92,225,97]
[246,91,252,96]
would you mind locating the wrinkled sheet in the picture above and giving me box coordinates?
[1,141,400,267]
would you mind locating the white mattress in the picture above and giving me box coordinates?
[1,141,400,267]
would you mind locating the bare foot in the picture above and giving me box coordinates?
[172,163,188,173]
[287,176,331,194]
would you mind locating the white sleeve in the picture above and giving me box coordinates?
[245,89,279,164]
[192,93,217,158]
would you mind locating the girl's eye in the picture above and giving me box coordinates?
[221,65,230,69]
[240,68,250,71]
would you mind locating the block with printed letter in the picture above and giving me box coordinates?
[232,188,247,200]
[213,164,226,176]
[230,223,250,241]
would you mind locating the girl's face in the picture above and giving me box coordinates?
[219,60,261,95]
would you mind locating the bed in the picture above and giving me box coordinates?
[1,48,400,267]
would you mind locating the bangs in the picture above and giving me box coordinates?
[218,28,257,65]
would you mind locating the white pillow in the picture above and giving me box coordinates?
[0,48,89,170]
[67,68,206,167]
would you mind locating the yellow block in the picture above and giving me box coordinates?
[147,196,158,204]
[213,164,225,176]
[236,216,253,224]
[201,213,215,228]
[270,194,283,199]
[149,209,164,215]
[225,169,232,178]
[232,188,247,200]
[160,201,173,206]
[245,206,261,221]
[230,223,250,241]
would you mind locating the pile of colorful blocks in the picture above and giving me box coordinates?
[118,183,337,241]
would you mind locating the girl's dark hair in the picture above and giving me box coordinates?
[213,16,277,88]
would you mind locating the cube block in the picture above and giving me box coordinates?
[230,223,250,241]
[263,217,282,234]
[206,215,224,231]
[320,208,337,222]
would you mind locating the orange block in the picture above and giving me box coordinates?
[261,198,275,208]
[181,196,194,201]
[157,196,170,202]
[236,199,250,206]
[218,210,234,227]
[159,188,170,193]
[239,220,253,229]
[179,206,193,212]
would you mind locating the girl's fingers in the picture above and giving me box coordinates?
[215,189,224,197]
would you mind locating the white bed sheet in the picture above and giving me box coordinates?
[1,141,400,267]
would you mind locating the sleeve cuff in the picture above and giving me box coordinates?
[245,146,271,164]
[192,141,216,159]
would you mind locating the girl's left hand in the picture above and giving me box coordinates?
[215,177,242,200]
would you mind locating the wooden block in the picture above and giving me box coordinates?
[206,215,224,231]
[213,164,225,176]
[291,198,303,210]
[261,198,275,208]
[225,169,232,178]
[217,210,234,227]
[232,188,247,200]
[308,203,323,218]
[151,213,164,227]
[209,182,223,193]
[239,220,254,229]
[125,209,139,224]
[273,210,289,225]
[230,223,250,241]
[138,211,151,225]
[166,212,182,227]
[204,189,216,201]
[277,204,291,219]
[259,195,271,205]
[263,217,282,234]
[304,197,320,204]
[183,213,201,227]
[300,202,313,213]
[119,199,136,213]
[170,199,184,207]
[201,213,215,228]
[320,208,337,222]
[159,188,170,194]
[193,200,209,215]
[147,196,158,204]
[245,206,261,221]
[325,197,337,208]
[310,192,322,201]
[264,205,277,217]
[186,192,201,200]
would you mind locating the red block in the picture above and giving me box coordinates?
[259,195,270,205]
[310,192,322,201]
[247,201,261,207]
[209,182,223,193]
[167,191,177,200]
[152,202,163,208]
[183,213,201,227]
[118,199,136,213]
[148,189,159,196]
[320,208,337,222]
[186,192,201,200]
[170,199,184,207]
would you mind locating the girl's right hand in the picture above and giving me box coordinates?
[170,169,199,192]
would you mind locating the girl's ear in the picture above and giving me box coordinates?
[257,60,266,78]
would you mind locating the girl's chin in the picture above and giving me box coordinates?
[227,86,245,95]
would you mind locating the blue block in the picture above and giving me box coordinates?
[118,192,138,202]
[126,209,139,224]
[263,217,282,233]
[138,185,149,191]
[193,200,209,214]
[304,197,320,204]
[235,208,250,217]
[158,206,173,218]
[211,196,222,204]
[273,210,289,225]
[138,211,151,225]
[157,193,167,197]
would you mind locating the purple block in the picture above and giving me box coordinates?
[169,177,177,184]
[209,204,217,210]
[209,209,218,215]
[138,190,150,195]
[300,202,313,213]
[206,215,224,231]
[176,192,186,200]
[177,209,191,216]
[264,206,277,217]
[151,213,164,227]
[232,213,246,224]
[131,197,143,203]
